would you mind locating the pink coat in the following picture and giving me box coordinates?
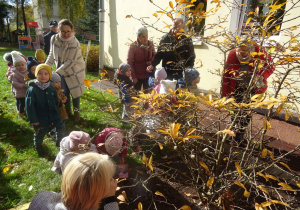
[127,39,156,80]
[11,70,28,98]
[221,45,274,98]
[93,127,127,159]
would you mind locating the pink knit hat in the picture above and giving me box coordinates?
[68,131,91,151]
[105,131,123,156]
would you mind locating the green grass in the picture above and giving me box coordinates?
[0,47,129,209]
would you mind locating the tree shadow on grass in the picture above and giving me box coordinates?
[0,146,21,210]
[0,116,34,150]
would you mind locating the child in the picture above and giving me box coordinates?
[52,131,97,173]
[94,127,127,164]
[25,64,65,157]
[179,68,201,96]
[35,49,46,63]
[114,63,135,119]
[11,51,28,119]
[154,67,167,93]
[51,72,68,121]
[4,51,27,82]
[25,56,39,87]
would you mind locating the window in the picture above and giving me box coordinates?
[230,0,286,38]
[179,0,207,45]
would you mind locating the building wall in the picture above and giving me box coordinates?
[32,0,60,42]
[103,0,299,100]
[103,0,233,94]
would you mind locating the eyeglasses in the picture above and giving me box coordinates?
[61,31,72,34]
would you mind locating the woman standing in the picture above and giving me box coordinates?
[127,26,156,93]
[221,36,274,142]
[46,19,85,121]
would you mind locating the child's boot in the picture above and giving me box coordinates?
[74,110,80,121]
[18,112,24,119]
[66,107,72,115]
[35,145,46,157]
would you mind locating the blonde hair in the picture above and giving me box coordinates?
[61,152,115,210]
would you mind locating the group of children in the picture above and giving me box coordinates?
[114,62,201,119]
[4,50,68,156]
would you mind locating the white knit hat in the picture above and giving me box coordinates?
[11,51,26,65]
[155,67,167,80]
[105,131,123,156]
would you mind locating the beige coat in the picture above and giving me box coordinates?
[46,34,85,98]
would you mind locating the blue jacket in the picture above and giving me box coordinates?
[26,83,61,127]
[114,71,134,104]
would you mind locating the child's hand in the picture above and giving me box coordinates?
[104,178,118,197]
[133,78,138,84]
[146,65,153,73]
[61,99,67,104]
[31,122,39,126]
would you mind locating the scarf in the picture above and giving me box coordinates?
[35,80,51,90]
[58,33,74,42]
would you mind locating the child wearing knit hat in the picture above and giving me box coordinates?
[114,63,135,120]
[94,127,127,164]
[35,49,46,64]
[179,68,201,96]
[24,56,39,88]
[25,64,65,157]
[11,51,28,119]
[52,131,97,173]
[4,51,27,83]
[154,67,167,93]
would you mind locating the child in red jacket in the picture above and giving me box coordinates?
[94,127,127,164]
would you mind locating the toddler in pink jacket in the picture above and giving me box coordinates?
[11,51,28,119]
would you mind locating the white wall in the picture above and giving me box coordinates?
[103,0,235,94]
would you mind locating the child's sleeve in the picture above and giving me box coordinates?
[25,88,38,124]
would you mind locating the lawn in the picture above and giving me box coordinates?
[0,47,125,209]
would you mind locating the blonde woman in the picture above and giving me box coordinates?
[46,19,85,121]
[29,153,119,210]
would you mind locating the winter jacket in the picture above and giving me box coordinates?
[25,83,61,128]
[46,34,85,98]
[221,45,274,98]
[43,30,57,55]
[114,71,135,104]
[127,39,156,80]
[28,191,119,210]
[11,69,28,98]
[93,127,127,159]
[151,32,195,75]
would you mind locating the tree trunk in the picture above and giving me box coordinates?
[21,0,27,36]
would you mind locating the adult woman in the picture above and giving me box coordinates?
[127,26,156,93]
[221,36,274,142]
[46,19,85,121]
[29,152,119,210]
